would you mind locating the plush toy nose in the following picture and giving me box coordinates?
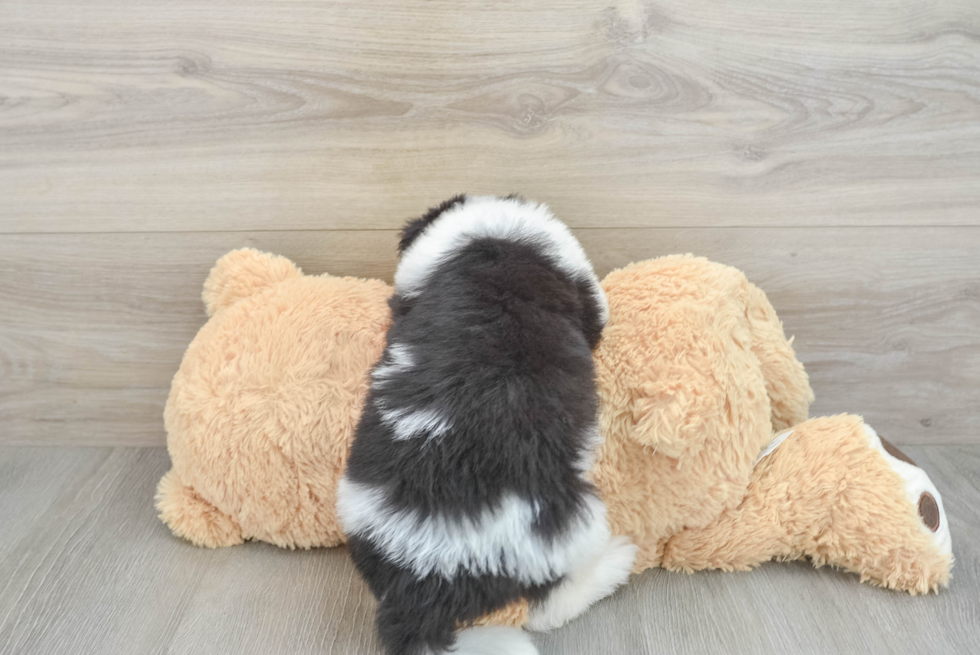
[878,435,942,533]
[919,492,941,532]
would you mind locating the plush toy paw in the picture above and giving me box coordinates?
[862,425,952,562]
[155,469,244,548]
[657,415,953,594]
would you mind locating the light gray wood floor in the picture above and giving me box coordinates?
[1,446,977,655]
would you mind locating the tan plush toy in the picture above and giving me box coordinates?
[157,249,953,620]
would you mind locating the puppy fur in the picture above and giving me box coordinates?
[337,195,632,655]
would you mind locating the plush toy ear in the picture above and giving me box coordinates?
[599,255,773,463]
[202,248,303,317]
[627,364,724,460]
[599,258,728,461]
[744,282,813,431]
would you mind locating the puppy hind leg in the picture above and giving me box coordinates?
[375,592,455,655]
[526,535,638,632]
[375,596,539,655]
[450,626,539,655]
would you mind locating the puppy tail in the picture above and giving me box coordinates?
[444,626,539,655]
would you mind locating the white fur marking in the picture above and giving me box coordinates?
[527,535,637,632]
[443,626,538,655]
[862,424,952,557]
[336,478,611,584]
[380,405,454,441]
[371,343,415,386]
[395,196,609,325]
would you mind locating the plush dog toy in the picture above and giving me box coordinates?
[157,249,953,614]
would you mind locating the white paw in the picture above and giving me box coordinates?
[589,535,639,599]
[862,424,952,558]
[527,535,637,632]
[451,626,538,655]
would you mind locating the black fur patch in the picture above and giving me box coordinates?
[344,197,605,655]
[349,237,598,525]
[398,194,467,254]
[575,277,605,349]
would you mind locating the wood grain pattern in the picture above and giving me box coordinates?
[1,4,977,649]
[2,228,977,446]
[0,445,977,654]
[2,0,979,231]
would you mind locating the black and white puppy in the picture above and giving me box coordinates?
[337,195,637,655]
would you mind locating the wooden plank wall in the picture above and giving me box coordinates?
[2,0,978,446]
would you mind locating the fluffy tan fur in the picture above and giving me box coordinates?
[161,249,391,549]
[157,249,952,614]
[661,415,951,594]
[592,256,811,571]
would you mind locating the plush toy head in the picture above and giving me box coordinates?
[157,248,952,598]
[159,248,391,549]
